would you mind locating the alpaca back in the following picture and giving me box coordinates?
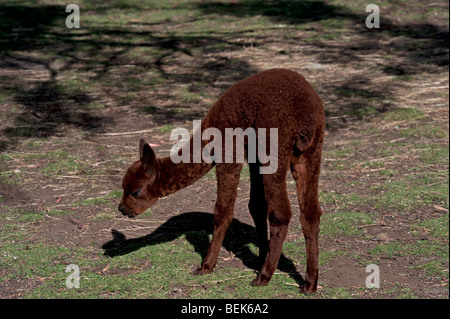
[203,68,325,154]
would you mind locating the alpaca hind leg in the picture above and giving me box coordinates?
[290,151,322,294]
[251,174,292,286]
[195,163,242,275]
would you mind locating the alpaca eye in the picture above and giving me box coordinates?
[130,189,141,198]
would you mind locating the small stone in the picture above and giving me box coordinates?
[304,63,328,71]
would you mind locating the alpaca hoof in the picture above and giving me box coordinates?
[194,267,211,276]
[251,276,269,287]
[300,284,317,295]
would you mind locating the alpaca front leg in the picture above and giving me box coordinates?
[194,204,233,275]
[194,163,242,275]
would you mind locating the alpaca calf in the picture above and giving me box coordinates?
[118,68,325,294]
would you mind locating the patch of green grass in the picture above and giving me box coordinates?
[329,159,347,170]
[143,105,158,113]
[378,169,399,177]
[319,192,368,212]
[71,190,123,207]
[333,87,376,99]
[375,142,448,167]
[283,238,344,268]
[369,239,448,280]
[124,75,165,90]
[0,208,74,238]
[321,212,374,237]
[361,160,384,170]
[371,172,449,211]
[303,20,349,43]
[91,211,115,221]
[158,124,176,134]
[46,209,73,216]
[240,164,250,182]
[2,126,34,137]
[418,144,449,165]
[369,240,447,259]
[179,90,203,103]
[40,156,83,176]
[376,142,409,158]
[333,88,354,97]
[15,210,46,223]
[1,150,69,165]
[0,91,11,104]
[335,149,352,156]
[0,242,97,283]
[0,166,27,186]
[386,285,418,299]
[139,209,156,217]
[203,166,216,181]
[24,150,69,161]
[84,102,105,110]
[166,108,187,115]
[394,75,415,82]
[320,286,354,299]
[19,139,44,150]
[410,215,449,239]
[326,148,352,158]
[415,259,449,277]
[60,75,89,94]
[1,208,42,224]
[17,234,300,298]
[324,148,356,170]
[120,92,139,101]
[109,189,123,199]
[345,106,378,117]
[0,222,28,242]
[383,108,424,122]
[401,125,448,139]
[2,230,344,298]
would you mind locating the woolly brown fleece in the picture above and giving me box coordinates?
[119,68,325,294]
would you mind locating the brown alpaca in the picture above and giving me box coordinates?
[118,68,325,294]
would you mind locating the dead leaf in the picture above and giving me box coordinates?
[433,205,449,213]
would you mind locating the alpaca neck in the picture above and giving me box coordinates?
[154,115,219,196]
[155,151,214,197]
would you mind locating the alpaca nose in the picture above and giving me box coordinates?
[118,204,126,214]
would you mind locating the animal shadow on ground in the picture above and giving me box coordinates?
[102,212,304,287]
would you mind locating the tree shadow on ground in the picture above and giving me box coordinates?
[0,1,448,148]
[196,0,448,69]
[102,212,305,287]
[6,79,105,138]
[195,0,340,24]
[0,3,258,149]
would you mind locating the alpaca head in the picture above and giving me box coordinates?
[118,139,160,217]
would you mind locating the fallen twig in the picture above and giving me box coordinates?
[95,129,157,136]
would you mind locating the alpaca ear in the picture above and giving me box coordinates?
[139,138,156,175]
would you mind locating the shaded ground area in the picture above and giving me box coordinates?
[0,0,448,299]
